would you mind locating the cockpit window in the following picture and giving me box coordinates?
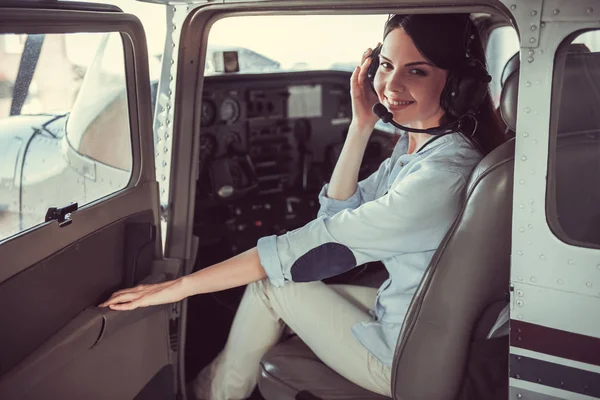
[547,29,600,248]
[207,15,388,74]
[0,31,132,242]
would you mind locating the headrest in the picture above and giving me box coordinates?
[500,52,519,88]
[499,68,518,132]
[500,43,593,133]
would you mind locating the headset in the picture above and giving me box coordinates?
[366,16,492,136]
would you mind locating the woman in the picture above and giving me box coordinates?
[101,13,505,399]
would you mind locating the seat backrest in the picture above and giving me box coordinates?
[390,135,514,400]
[498,51,519,139]
[500,51,519,89]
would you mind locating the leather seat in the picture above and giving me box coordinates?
[259,136,514,399]
[498,51,519,138]
[500,52,519,88]
[259,335,391,400]
[258,57,519,400]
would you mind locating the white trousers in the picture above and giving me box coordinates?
[191,279,392,400]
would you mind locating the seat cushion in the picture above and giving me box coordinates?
[259,336,391,400]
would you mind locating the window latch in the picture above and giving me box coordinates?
[45,203,78,227]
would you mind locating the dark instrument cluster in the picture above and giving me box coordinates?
[193,71,392,260]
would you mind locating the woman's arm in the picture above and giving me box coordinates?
[100,248,265,310]
[326,46,380,201]
[325,127,371,201]
[259,166,470,285]
[182,247,265,296]
[100,47,381,311]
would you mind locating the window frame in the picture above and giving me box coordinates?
[545,27,600,250]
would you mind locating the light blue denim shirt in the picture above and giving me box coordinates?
[257,131,482,365]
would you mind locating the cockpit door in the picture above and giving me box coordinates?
[0,2,178,399]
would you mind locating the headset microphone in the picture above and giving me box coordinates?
[371,103,460,135]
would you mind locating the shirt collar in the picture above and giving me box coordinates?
[394,131,461,158]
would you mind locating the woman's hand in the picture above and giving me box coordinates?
[349,45,381,134]
[99,277,187,311]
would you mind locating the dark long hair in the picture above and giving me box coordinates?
[383,14,505,155]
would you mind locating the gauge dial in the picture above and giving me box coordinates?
[220,98,240,123]
[199,133,217,158]
[201,100,217,127]
[223,131,243,153]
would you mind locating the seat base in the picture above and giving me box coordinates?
[258,336,390,400]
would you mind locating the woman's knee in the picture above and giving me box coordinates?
[232,279,279,323]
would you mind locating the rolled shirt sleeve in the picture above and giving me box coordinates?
[257,161,467,287]
[317,157,392,218]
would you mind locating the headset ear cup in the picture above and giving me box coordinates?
[441,73,463,117]
[441,61,490,117]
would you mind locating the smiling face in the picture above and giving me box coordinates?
[373,27,448,130]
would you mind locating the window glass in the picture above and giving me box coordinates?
[0,32,132,241]
[485,25,520,107]
[548,30,600,247]
[207,15,389,74]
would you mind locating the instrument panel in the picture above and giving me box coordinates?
[194,70,392,253]
[197,71,359,197]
